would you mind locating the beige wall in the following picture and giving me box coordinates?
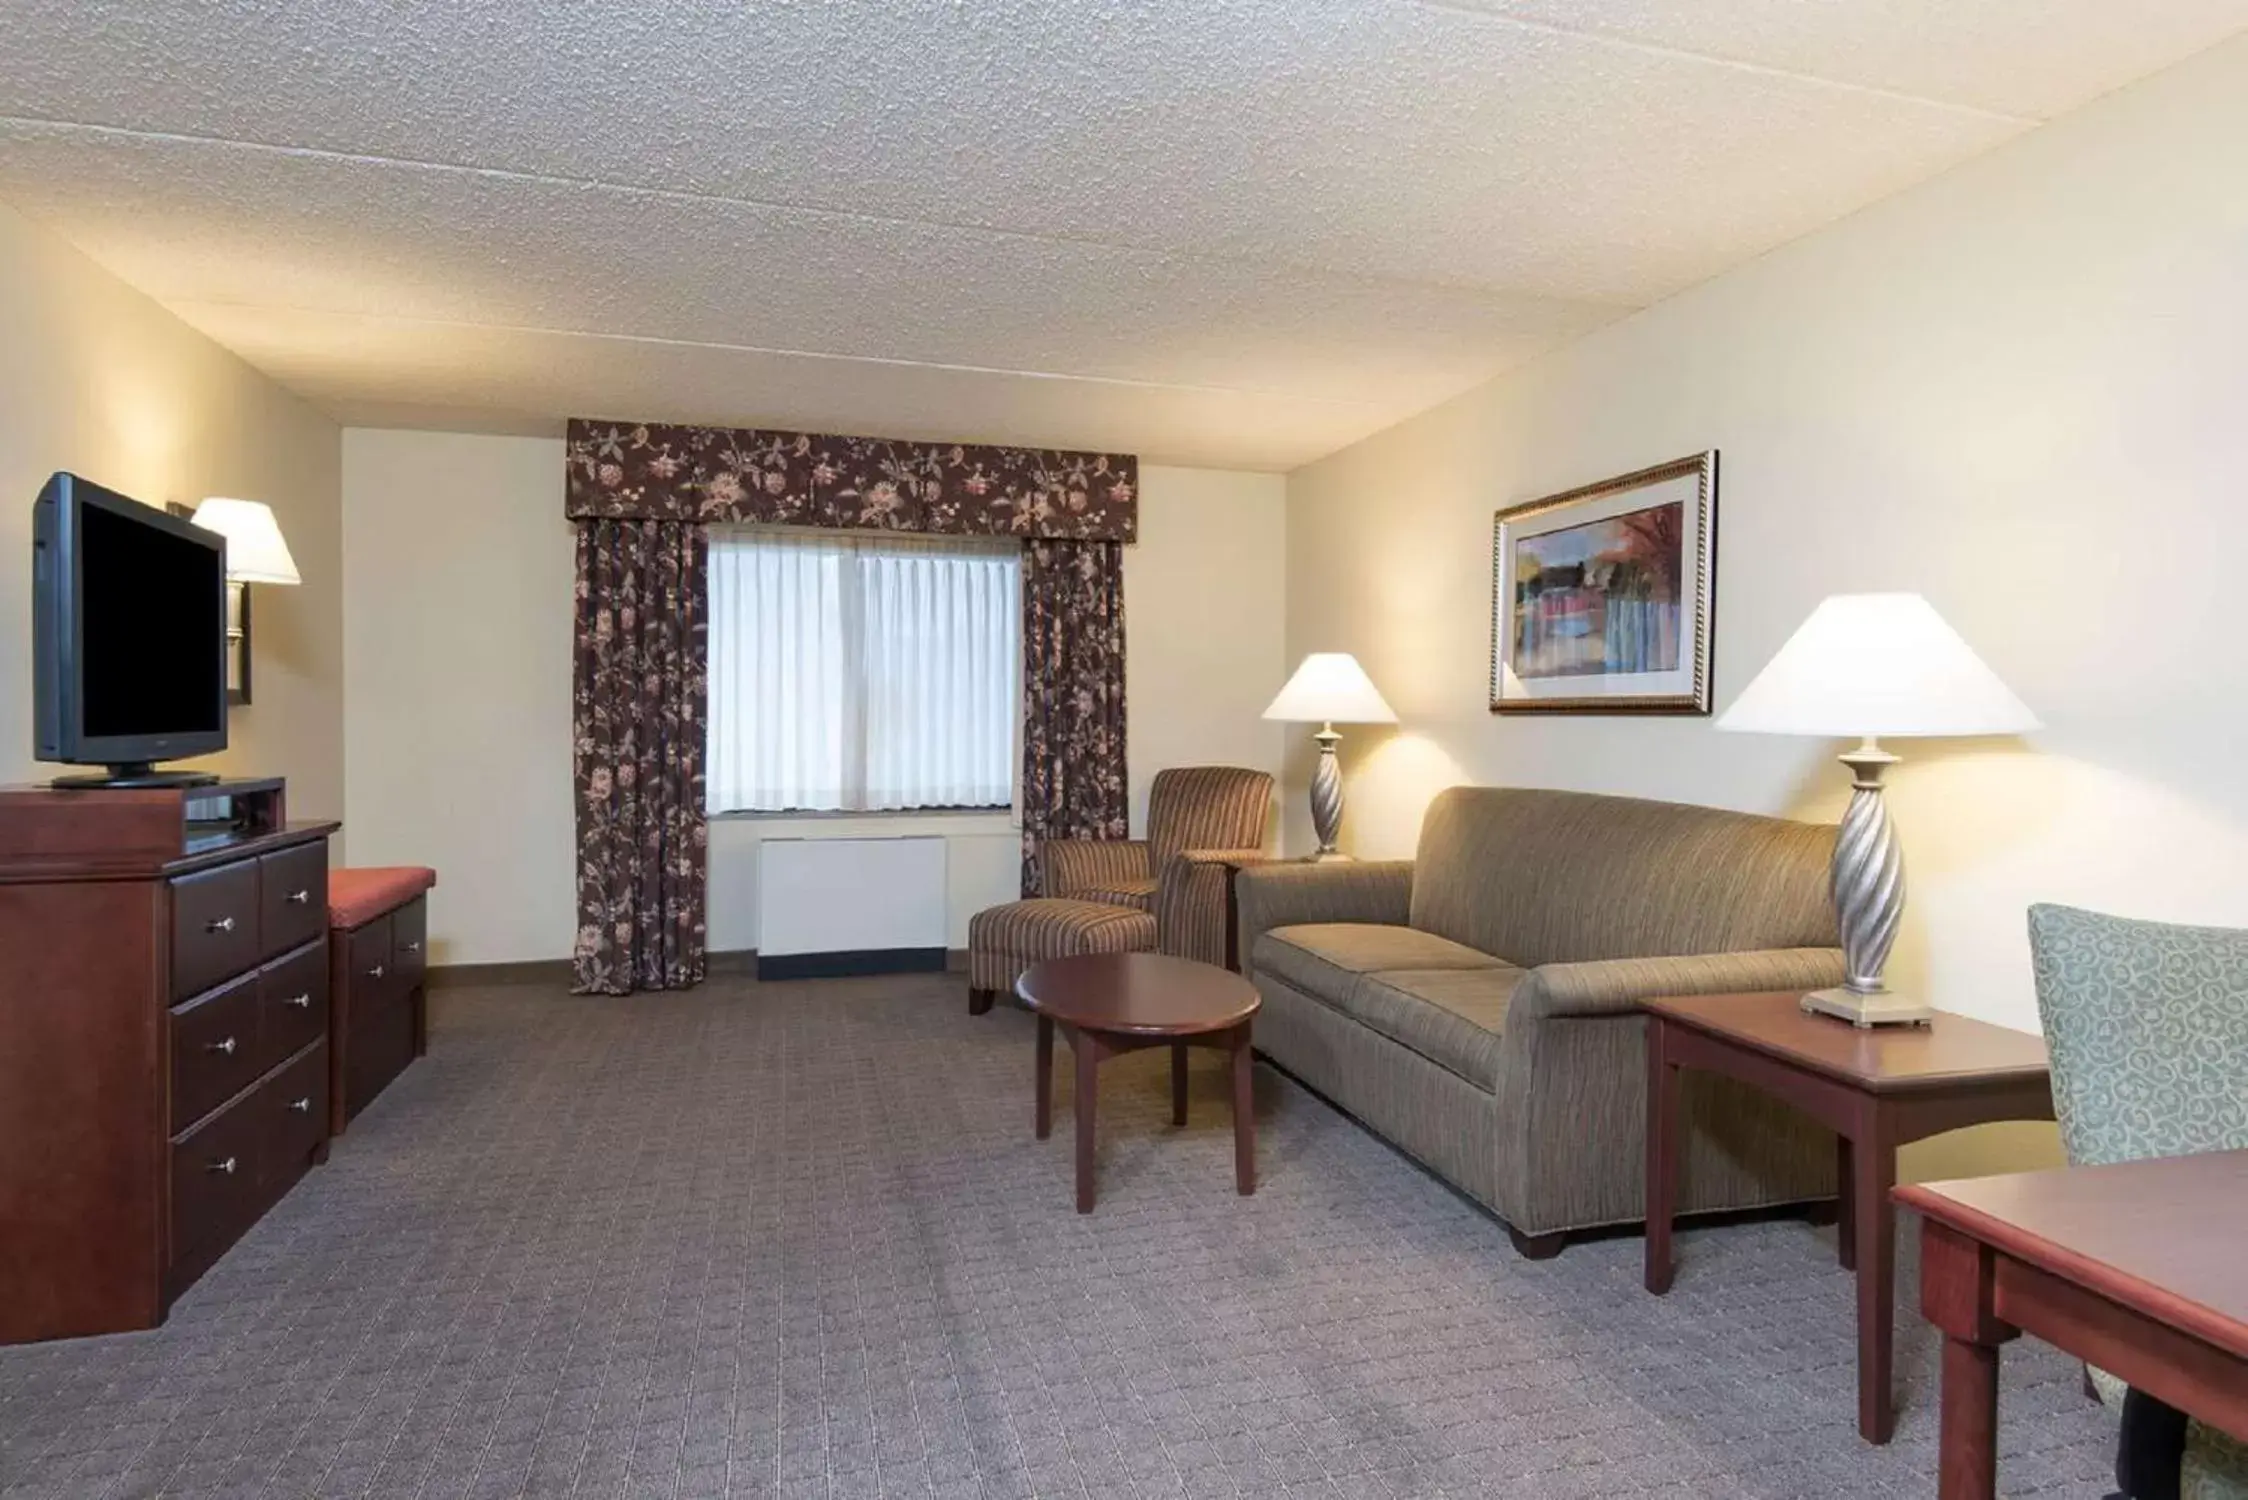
[341,430,1287,966]
[1284,35,2248,1169]
[0,201,343,826]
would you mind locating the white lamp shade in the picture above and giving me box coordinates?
[1263,653,1397,724]
[1717,593,2038,739]
[193,497,301,585]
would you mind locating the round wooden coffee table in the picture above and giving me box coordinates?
[1016,952,1261,1213]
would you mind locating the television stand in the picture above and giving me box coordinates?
[49,764,221,790]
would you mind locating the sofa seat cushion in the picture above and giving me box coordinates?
[1254,923,1505,1008]
[1348,966,1527,1093]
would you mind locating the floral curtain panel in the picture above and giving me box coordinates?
[573,519,710,994]
[566,417,1134,992]
[1020,540,1129,896]
[566,419,1138,541]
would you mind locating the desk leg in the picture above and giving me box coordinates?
[1852,1105,1897,1444]
[1643,1017,1680,1295]
[1035,1016,1054,1140]
[1920,1218,2012,1500]
[1074,1030,1101,1214]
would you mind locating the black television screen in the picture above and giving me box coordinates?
[79,498,226,738]
[33,473,229,784]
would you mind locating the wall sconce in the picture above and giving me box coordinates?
[184,498,300,706]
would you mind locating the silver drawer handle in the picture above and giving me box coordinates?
[208,1156,238,1176]
[208,1036,238,1056]
[288,1097,312,1114]
[403,941,422,954]
[285,889,311,906]
[205,916,236,934]
[284,993,312,1010]
[368,964,386,980]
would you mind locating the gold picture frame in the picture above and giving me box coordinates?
[1489,451,1717,715]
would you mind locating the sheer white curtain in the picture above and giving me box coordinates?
[707,528,1019,813]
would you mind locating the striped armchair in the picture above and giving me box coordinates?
[969,767,1274,1012]
[2027,903,2248,1500]
[1042,765,1276,966]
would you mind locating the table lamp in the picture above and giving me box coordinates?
[1263,653,1396,861]
[1717,593,2038,1027]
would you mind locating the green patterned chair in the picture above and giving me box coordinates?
[2027,904,2248,1499]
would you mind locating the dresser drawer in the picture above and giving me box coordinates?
[169,1089,265,1271]
[171,860,261,1000]
[259,843,328,959]
[258,940,328,1067]
[255,1043,329,1177]
[344,914,393,996]
[171,971,264,1133]
[390,897,427,989]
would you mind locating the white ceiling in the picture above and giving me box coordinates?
[4,1,2245,470]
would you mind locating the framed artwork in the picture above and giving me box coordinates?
[1489,450,1717,714]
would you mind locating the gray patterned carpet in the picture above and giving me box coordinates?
[0,974,2116,1499]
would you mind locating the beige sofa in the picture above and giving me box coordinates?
[1236,786,1845,1256]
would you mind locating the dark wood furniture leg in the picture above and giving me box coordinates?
[1230,1025,1255,1195]
[1171,1044,1189,1127]
[1073,1029,1100,1214]
[1644,1014,1680,1293]
[1852,1104,1898,1444]
[969,985,994,1015]
[1508,1227,1567,1260]
[1918,1217,2011,1500]
[1035,1015,1054,1140]
[1836,1133,1857,1271]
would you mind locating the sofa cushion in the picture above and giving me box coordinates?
[1348,966,1526,1092]
[1409,786,1838,969]
[1254,922,1504,1008]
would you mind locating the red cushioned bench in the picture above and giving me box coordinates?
[327,866,436,1133]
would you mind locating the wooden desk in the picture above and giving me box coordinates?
[1899,1151,2248,1500]
[1643,993,2054,1444]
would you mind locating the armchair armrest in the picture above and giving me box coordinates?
[1155,848,1270,969]
[1042,838,1150,899]
[1235,860,1415,976]
[1509,948,1848,1024]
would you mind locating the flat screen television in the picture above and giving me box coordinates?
[32,472,228,787]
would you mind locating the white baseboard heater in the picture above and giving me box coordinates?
[755,835,948,980]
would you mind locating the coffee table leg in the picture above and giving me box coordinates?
[1171,1044,1189,1127]
[1643,1016,1680,1294]
[1035,1015,1054,1140]
[1231,1025,1255,1196]
[1074,1030,1100,1214]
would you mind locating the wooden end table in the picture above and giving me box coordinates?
[1899,1150,2248,1500]
[1017,952,1260,1214]
[1642,992,2053,1444]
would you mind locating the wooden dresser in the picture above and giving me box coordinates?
[0,779,339,1344]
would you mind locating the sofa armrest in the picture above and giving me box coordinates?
[1155,849,1269,969]
[1509,948,1848,1023]
[1042,838,1150,899]
[1235,860,1415,974]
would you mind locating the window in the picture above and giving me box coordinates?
[707,528,1020,814]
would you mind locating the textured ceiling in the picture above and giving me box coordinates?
[3,1,2245,470]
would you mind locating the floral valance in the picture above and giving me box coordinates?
[565,419,1138,542]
